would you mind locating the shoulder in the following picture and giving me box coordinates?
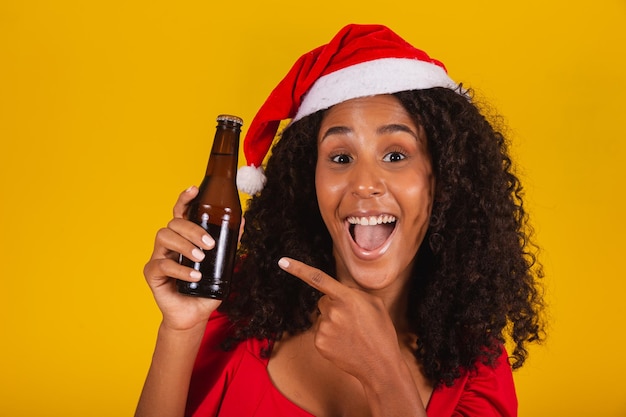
[191,310,270,373]
[427,347,517,417]
[186,311,269,416]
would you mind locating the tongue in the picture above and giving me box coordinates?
[353,223,394,251]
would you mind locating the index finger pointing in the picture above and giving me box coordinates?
[278,257,344,298]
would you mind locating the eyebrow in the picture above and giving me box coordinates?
[320,126,352,141]
[377,123,418,139]
[320,124,418,141]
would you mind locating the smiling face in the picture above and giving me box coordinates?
[315,94,434,294]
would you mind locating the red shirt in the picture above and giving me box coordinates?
[186,312,517,416]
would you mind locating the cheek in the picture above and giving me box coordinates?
[315,168,338,223]
[398,171,435,217]
[425,172,435,214]
[315,164,346,200]
[314,166,326,208]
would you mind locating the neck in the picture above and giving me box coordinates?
[376,278,412,333]
[335,267,414,333]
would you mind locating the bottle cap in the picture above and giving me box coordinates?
[217,114,244,126]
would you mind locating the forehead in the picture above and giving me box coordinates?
[318,95,425,144]
[321,95,411,122]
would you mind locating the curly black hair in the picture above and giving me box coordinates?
[221,87,545,386]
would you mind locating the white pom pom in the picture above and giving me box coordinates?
[237,165,267,195]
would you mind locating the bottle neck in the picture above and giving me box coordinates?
[206,125,240,178]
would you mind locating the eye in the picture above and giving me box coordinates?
[383,151,406,162]
[330,153,352,164]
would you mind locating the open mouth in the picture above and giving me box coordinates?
[347,214,397,251]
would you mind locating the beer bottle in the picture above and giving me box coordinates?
[177,114,243,299]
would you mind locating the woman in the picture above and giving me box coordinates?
[136,24,544,417]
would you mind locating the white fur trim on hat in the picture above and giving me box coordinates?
[293,57,458,122]
[236,164,267,195]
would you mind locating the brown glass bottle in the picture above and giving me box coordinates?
[177,114,243,299]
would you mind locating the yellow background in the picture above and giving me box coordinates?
[1,1,624,416]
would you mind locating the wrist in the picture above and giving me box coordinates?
[159,318,207,336]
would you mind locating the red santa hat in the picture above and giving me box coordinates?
[236,23,462,195]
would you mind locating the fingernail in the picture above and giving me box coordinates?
[202,235,214,248]
[190,270,202,280]
[185,186,195,192]
[278,258,289,269]
[192,248,205,261]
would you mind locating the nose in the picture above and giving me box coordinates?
[351,160,385,198]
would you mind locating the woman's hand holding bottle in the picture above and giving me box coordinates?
[143,186,222,331]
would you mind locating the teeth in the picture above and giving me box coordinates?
[347,215,396,226]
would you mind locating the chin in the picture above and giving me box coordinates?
[338,256,412,292]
